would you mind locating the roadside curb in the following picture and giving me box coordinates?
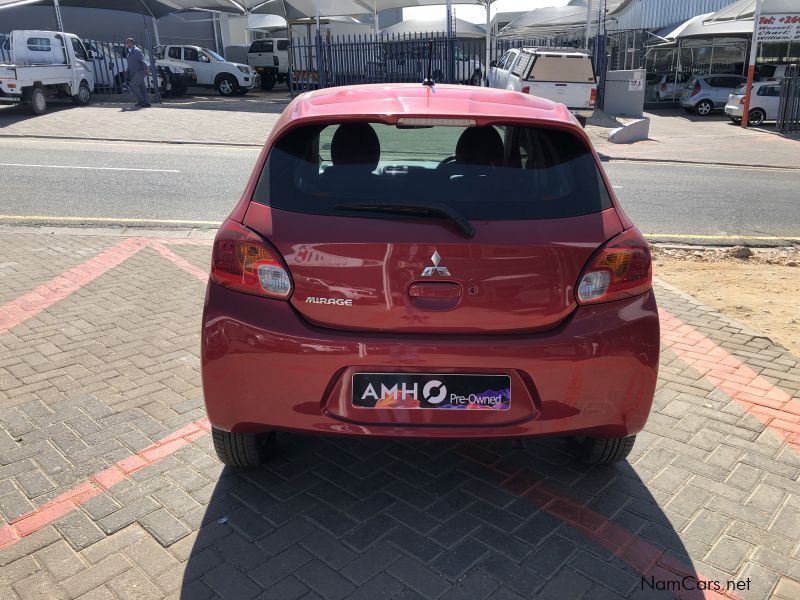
[598,154,800,171]
[0,133,263,148]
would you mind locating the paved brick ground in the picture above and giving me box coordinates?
[0,230,798,600]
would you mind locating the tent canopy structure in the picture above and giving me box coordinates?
[497,0,626,39]
[381,16,485,39]
[0,0,182,18]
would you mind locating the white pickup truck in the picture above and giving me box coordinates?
[158,44,258,96]
[488,48,596,126]
[247,38,289,90]
[0,30,95,114]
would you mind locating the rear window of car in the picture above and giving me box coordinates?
[527,55,594,83]
[253,122,611,221]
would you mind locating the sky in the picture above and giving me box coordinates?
[403,0,571,24]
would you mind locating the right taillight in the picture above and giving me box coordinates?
[589,87,597,107]
[210,220,292,299]
[690,83,701,97]
[521,85,530,94]
[576,228,652,305]
[660,83,667,91]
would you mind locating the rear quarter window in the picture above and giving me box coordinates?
[253,122,611,221]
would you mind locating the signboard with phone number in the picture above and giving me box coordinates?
[757,14,800,42]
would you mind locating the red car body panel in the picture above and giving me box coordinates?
[203,84,659,440]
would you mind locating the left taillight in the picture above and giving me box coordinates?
[576,228,652,305]
[210,220,292,299]
[521,85,530,94]
[589,87,597,108]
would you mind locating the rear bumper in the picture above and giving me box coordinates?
[202,283,659,439]
[725,104,743,117]
[569,108,594,119]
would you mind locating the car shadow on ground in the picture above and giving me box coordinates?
[180,433,704,599]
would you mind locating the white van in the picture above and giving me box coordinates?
[489,48,596,125]
[247,38,289,90]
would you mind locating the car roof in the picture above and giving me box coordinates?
[279,84,573,127]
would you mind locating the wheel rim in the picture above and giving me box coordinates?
[698,102,711,115]
[34,91,45,111]
[749,111,764,125]
[79,86,90,103]
[220,80,233,95]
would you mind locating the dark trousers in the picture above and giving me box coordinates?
[130,71,149,105]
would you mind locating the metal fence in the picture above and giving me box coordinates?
[777,64,800,135]
[289,32,486,92]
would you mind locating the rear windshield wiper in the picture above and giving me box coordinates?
[334,201,475,239]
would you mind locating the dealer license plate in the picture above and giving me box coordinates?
[352,373,510,410]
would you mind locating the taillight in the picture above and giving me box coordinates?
[210,220,292,299]
[660,83,667,91]
[739,97,745,105]
[521,86,530,94]
[589,87,597,107]
[690,83,701,97]
[576,228,652,305]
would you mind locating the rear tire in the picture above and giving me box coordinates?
[747,108,766,126]
[212,427,271,467]
[569,435,636,465]
[695,99,713,116]
[29,86,47,115]
[577,115,587,128]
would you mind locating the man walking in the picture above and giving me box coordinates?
[125,38,151,108]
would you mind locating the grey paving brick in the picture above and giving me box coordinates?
[250,545,312,589]
[295,559,355,600]
[55,510,106,551]
[440,570,498,600]
[81,525,147,565]
[341,514,397,552]
[138,507,191,546]
[106,566,164,600]
[479,554,544,598]
[0,487,35,521]
[35,541,86,581]
[123,535,179,578]
[203,562,262,600]
[473,526,530,562]
[345,573,404,600]
[299,530,356,570]
[0,556,40,589]
[522,535,576,578]
[258,518,316,556]
[704,535,755,574]
[255,576,309,600]
[536,567,593,600]
[736,562,780,600]
[97,496,160,535]
[0,528,61,568]
[13,569,66,600]
[386,525,445,562]
[569,550,639,596]
[60,554,131,599]
[388,556,449,599]
[340,542,399,586]
[432,538,490,579]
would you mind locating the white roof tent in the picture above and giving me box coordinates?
[381,17,486,39]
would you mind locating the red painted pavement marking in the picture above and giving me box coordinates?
[660,308,800,453]
[465,455,741,600]
[148,241,208,282]
[0,238,145,337]
[0,418,210,551]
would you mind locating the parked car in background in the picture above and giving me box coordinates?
[645,72,690,101]
[680,74,747,116]
[202,84,658,468]
[0,29,94,114]
[488,48,596,126]
[158,44,258,96]
[247,38,289,90]
[725,81,783,126]
[755,63,790,82]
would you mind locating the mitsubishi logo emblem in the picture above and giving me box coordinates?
[421,250,451,277]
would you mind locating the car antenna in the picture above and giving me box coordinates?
[422,41,434,87]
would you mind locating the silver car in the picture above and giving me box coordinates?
[680,74,748,116]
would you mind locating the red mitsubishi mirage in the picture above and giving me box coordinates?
[202,83,659,467]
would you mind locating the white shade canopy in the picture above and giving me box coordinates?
[705,0,800,22]
[381,16,485,38]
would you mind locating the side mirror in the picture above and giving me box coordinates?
[490,60,497,68]
[87,50,95,59]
